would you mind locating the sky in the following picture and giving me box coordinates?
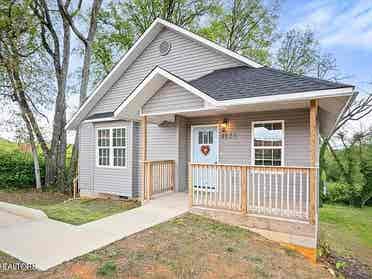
[279,0,372,92]
[1,0,371,142]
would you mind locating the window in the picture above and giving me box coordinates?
[198,131,213,144]
[97,127,127,167]
[97,129,110,166]
[112,128,126,167]
[252,121,284,166]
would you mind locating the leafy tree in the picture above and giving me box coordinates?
[198,0,279,65]
[276,28,339,79]
[0,0,53,189]
[325,129,372,207]
[92,0,217,81]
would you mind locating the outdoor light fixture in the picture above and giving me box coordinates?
[221,118,229,132]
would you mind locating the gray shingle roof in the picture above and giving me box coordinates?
[189,66,353,101]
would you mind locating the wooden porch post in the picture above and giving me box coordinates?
[309,99,318,225]
[241,166,248,213]
[142,116,148,201]
[188,162,193,208]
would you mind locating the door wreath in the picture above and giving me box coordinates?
[200,145,210,156]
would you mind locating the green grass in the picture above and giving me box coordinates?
[0,138,18,153]
[320,204,372,267]
[0,189,140,225]
[33,199,140,225]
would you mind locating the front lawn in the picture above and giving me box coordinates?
[0,189,140,225]
[1,214,332,279]
[320,204,372,273]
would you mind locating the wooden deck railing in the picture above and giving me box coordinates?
[144,160,175,200]
[189,163,317,222]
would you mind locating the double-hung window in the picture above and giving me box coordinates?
[252,121,284,166]
[97,127,127,167]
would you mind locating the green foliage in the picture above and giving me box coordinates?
[325,182,363,205]
[335,261,347,270]
[322,140,372,207]
[198,0,279,65]
[97,261,117,277]
[0,141,45,188]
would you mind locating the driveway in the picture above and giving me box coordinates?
[0,192,188,271]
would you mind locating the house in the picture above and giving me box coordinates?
[66,18,355,261]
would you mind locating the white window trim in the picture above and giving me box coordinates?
[251,120,285,166]
[96,127,128,169]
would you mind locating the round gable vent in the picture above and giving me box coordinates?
[159,41,172,56]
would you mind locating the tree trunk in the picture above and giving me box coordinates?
[30,138,42,190]
[66,0,103,186]
[68,133,79,186]
[19,105,42,190]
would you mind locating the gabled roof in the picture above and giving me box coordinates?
[114,66,219,119]
[190,66,354,101]
[66,18,262,130]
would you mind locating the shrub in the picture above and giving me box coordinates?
[325,181,363,205]
[0,150,45,188]
[97,261,117,277]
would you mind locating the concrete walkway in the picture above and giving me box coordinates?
[0,192,188,271]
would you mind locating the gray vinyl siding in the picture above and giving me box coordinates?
[78,120,135,197]
[147,124,177,160]
[177,116,188,191]
[142,81,204,114]
[79,122,95,193]
[88,27,242,115]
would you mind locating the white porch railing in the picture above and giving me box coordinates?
[189,163,316,222]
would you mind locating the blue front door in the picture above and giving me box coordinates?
[192,126,218,164]
[192,126,218,191]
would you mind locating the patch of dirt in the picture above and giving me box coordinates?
[0,189,68,207]
[321,252,372,279]
[66,262,98,279]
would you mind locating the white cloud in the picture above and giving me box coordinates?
[288,0,372,50]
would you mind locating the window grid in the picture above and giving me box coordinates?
[97,127,127,167]
[252,121,284,166]
[198,131,213,144]
[112,128,126,167]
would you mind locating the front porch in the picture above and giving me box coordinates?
[139,100,320,262]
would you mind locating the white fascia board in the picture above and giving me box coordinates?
[156,18,262,68]
[218,87,355,106]
[114,67,220,118]
[83,117,116,123]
